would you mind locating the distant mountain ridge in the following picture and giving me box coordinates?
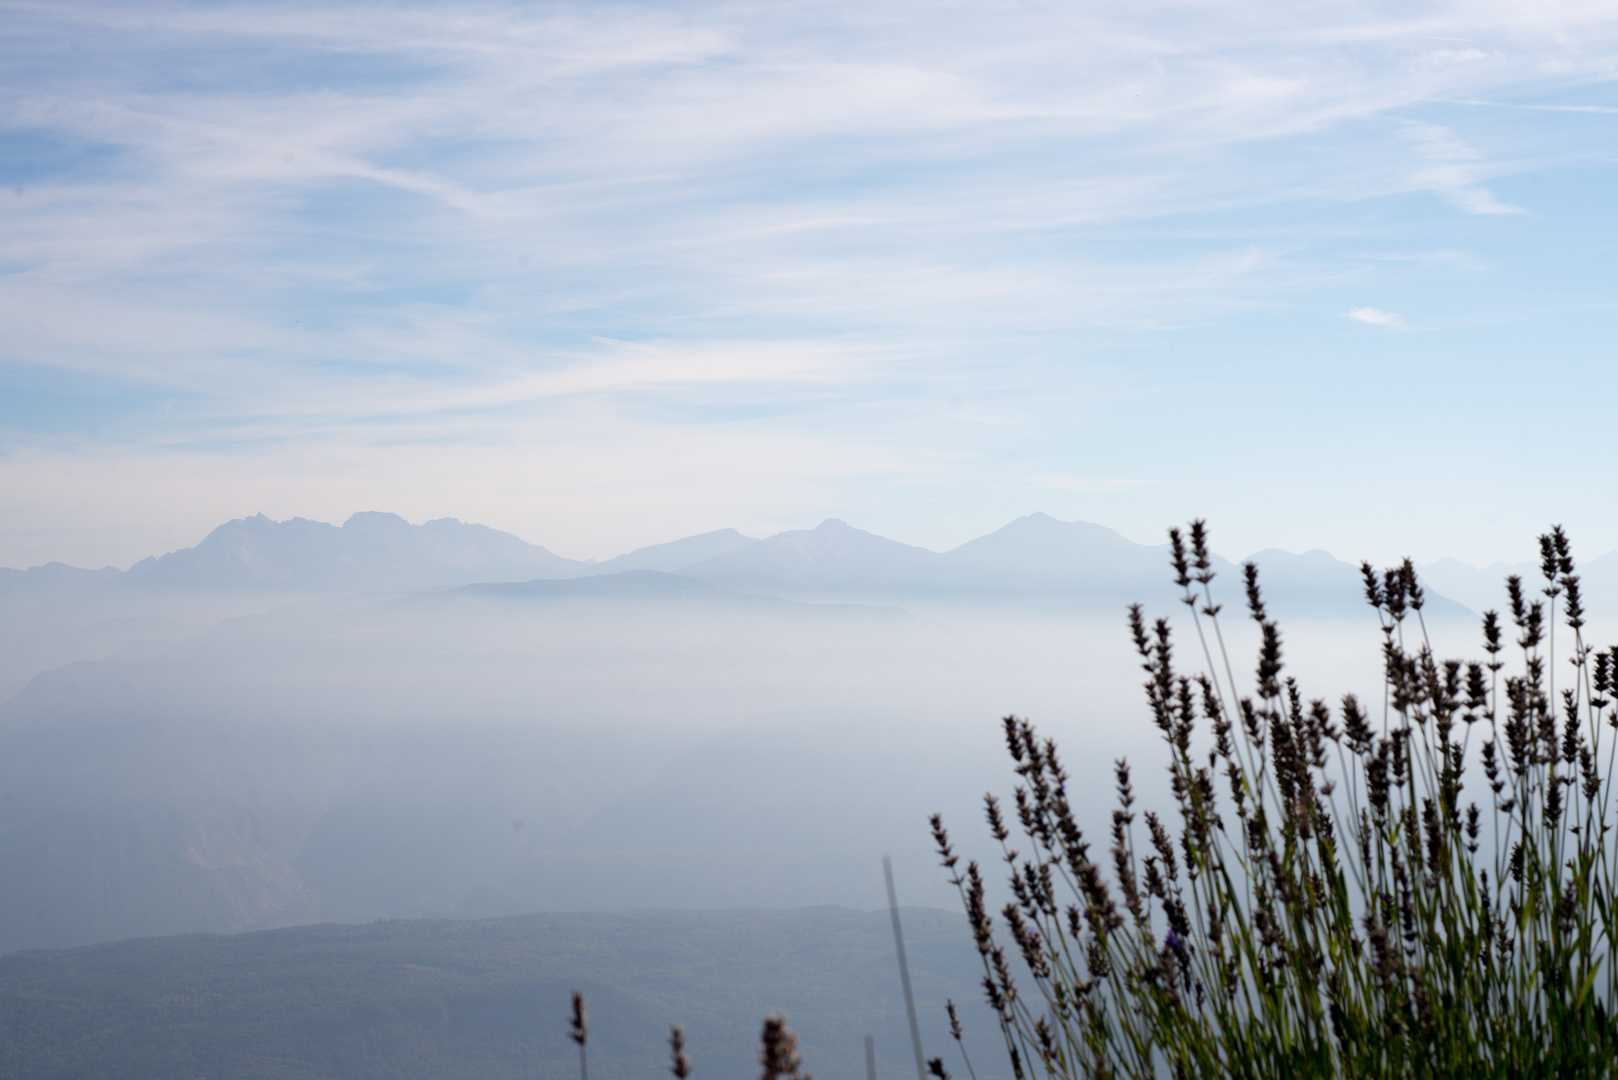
[671,514,1207,603]
[682,519,945,594]
[943,513,1189,589]
[118,511,584,593]
[0,509,1515,618]
[581,528,757,575]
[672,514,1472,617]
[1416,552,1618,620]
[0,562,120,609]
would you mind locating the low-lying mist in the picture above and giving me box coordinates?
[0,582,1489,957]
[7,510,1582,964]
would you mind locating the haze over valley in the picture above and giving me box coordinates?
[9,0,1618,1072]
[3,509,1597,959]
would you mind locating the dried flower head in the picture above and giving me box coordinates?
[759,1014,809,1080]
[669,1025,692,1079]
[569,990,588,1047]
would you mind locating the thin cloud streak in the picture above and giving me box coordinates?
[4,0,1618,565]
[1346,306,1409,328]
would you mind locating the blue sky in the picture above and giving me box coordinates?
[4,0,1618,568]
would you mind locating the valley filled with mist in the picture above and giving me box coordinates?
[5,511,1599,953]
[2,510,1612,1078]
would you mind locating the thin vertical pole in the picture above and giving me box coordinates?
[865,1033,878,1080]
[883,854,927,1080]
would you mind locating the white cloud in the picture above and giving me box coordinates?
[5,0,1618,564]
[1345,306,1409,328]
[1398,121,1527,215]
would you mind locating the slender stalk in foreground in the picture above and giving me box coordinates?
[932,522,1618,1079]
[569,990,589,1080]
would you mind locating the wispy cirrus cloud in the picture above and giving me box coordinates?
[1397,120,1526,214]
[1346,306,1410,328]
[5,0,1618,566]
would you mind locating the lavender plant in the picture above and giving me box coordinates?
[670,1024,692,1079]
[761,1014,814,1080]
[561,991,816,1080]
[570,989,590,1080]
[931,523,1618,1078]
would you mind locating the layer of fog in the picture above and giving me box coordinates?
[2,511,1607,957]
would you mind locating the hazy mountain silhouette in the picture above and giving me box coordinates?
[937,512,1223,600]
[0,510,1490,618]
[680,519,944,595]
[1247,548,1473,622]
[0,511,1489,707]
[671,512,1468,617]
[581,528,757,574]
[117,511,585,593]
[0,562,119,611]
[0,514,589,698]
[680,513,1186,599]
[1419,551,1618,622]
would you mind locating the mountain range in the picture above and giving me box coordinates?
[8,509,1568,708]
[3,509,1520,614]
[119,511,583,594]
